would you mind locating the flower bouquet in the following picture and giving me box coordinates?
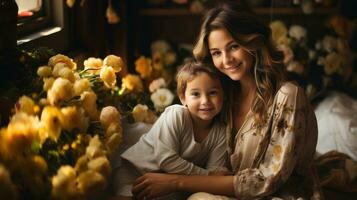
[270,15,356,100]
[0,53,124,200]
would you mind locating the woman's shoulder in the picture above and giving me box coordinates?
[275,82,307,106]
[277,81,302,96]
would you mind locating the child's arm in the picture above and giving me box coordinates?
[152,106,209,175]
[205,127,230,175]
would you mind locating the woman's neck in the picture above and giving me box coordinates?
[238,76,257,98]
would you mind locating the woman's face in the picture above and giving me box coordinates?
[208,28,254,82]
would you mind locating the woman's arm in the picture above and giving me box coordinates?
[131,173,235,199]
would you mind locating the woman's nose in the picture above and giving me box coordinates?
[223,52,233,65]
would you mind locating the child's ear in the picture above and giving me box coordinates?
[179,95,186,106]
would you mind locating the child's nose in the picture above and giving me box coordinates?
[201,95,210,104]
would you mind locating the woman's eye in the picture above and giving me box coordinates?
[211,51,221,57]
[230,44,239,51]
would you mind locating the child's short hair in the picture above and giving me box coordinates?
[176,58,221,99]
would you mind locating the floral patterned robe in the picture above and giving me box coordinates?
[225,82,318,199]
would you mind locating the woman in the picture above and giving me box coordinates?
[132,2,318,200]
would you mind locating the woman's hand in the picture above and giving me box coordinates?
[132,173,180,200]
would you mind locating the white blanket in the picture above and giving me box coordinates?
[315,92,357,161]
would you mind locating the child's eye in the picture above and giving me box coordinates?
[209,90,219,96]
[190,92,200,97]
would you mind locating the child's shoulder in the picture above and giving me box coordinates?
[161,104,191,126]
[162,104,190,116]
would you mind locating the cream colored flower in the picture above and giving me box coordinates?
[66,0,75,8]
[287,61,305,75]
[100,66,117,89]
[151,88,174,112]
[288,25,307,41]
[132,104,158,124]
[132,104,149,122]
[58,67,76,83]
[322,35,337,53]
[87,156,111,178]
[103,55,124,72]
[84,57,103,75]
[48,54,76,70]
[121,74,144,93]
[80,91,99,120]
[74,155,89,174]
[135,56,152,78]
[152,51,164,71]
[86,135,106,159]
[43,77,55,92]
[77,170,106,195]
[301,0,314,14]
[164,51,177,66]
[100,106,121,129]
[328,15,355,39]
[60,106,83,131]
[37,66,52,77]
[51,165,81,200]
[151,40,171,55]
[16,95,36,115]
[74,78,91,96]
[106,122,122,138]
[105,132,122,155]
[270,20,288,45]
[190,0,205,14]
[1,112,40,156]
[47,78,74,105]
[106,3,120,24]
[278,44,294,64]
[39,106,64,142]
[149,78,167,93]
[52,62,70,77]
[324,52,345,75]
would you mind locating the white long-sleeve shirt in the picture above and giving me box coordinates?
[121,104,227,175]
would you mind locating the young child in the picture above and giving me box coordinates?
[112,60,228,200]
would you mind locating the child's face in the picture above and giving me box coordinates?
[180,72,223,123]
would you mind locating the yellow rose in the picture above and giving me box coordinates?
[121,74,144,93]
[100,66,117,89]
[270,20,288,45]
[135,56,152,78]
[328,15,355,39]
[48,54,77,70]
[103,55,124,73]
[39,106,64,142]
